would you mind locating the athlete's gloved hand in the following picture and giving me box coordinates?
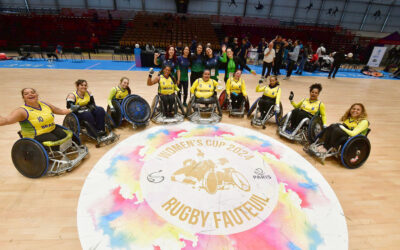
[70,104,80,112]
[274,104,280,114]
[289,91,294,101]
[148,67,154,78]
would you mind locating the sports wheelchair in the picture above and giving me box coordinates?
[218,90,249,118]
[278,109,323,144]
[63,109,119,148]
[247,97,283,129]
[107,95,151,128]
[11,125,88,178]
[304,128,371,169]
[150,94,185,124]
[187,92,222,124]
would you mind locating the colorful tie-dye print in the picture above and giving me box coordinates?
[78,122,347,250]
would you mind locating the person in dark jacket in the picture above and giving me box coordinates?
[220,45,256,83]
[328,47,346,79]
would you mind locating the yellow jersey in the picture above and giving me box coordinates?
[19,101,55,138]
[291,98,327,125]
[73,91,90,107]
[226,77,247,96]
[159,75,179,95]
[341,118,369,136]
[256,84,281,104]
[190,78,219,98]
[114,86,129,100]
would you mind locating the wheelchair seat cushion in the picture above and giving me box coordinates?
[196,97,215,105]
[42,130,73,147]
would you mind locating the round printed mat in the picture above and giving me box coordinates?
[77,122,348,250]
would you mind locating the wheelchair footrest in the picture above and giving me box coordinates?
[189,112,221,124]
[152,113,184,124]
[47,143,88,176]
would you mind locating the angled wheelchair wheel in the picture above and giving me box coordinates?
[341,135,371,169]
[307,115,323,143]
[175,94,186,116]
[278,113,289,128]
[150,95,161,120]
[247,97,260,118]
[107,99,123,127]
[123,95,151,125]
[244,98,250,112]
[11,138,49,178]
[274,102,284,124]
[186,96,195,117]
[63,113,80,135]
[218,90,228,110]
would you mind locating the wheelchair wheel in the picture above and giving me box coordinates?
[245,98,250,112]
[107,100,123,127]
[150,95,161,119]
[341,135,371,169]
[278,113,289,128]
[105,113,115,131]
[63,113,80,135]
[247,97,260,118]
[307,115,323,143]
[175,94,186,116]
[186,96,195,117]
[122,95,151,124]
[274,102,284,124]
[218,90,228,110]
[11,138,49,178]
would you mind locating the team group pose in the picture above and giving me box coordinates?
[0,40,372,177]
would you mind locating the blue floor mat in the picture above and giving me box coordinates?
[0,58,397,80]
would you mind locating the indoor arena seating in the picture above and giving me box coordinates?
[120,13,220,50]
[0,13,120,50]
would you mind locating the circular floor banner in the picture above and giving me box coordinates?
[77,122,348,250]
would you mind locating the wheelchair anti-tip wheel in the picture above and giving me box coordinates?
[341,135,371,169]
[11,138,49,178]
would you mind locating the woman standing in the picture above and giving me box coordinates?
[190,44,205,86]
[154,45,178,81]
[220,45,256,83]
[204,47,220,81]
[177,46,190,106]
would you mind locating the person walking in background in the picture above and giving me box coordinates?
[237,38,250,70]
[328,47,346,79]
[272,35,288,76]
[296,42,311,75]
[260,42,275,82]
[284,40,300,80]
[257,37,266,64]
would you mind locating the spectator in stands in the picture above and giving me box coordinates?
[257,37,266,62]
[233,37,240,55]
[90,33,100,54]
[177,46,191,106]
[222,36,230,48]
[220,45,256,83]
[260,42,275,82]
[176,41,183,55]
[284,40,300,80]
[296,42,312,75]
[316,43,326,61]
[272,35,288,75]
[190,36,197,53]
[237,38,250,70]
[328,47,346,79]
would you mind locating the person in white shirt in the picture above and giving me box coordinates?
[260,42,275,83]
[316,43,326,59]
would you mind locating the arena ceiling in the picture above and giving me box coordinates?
[0,0,399,33]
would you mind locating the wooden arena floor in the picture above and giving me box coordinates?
[0,68,399,250]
